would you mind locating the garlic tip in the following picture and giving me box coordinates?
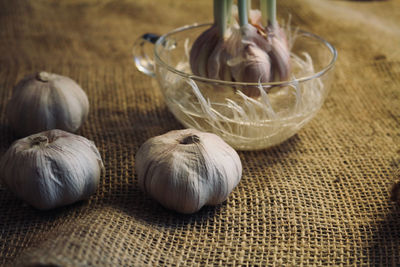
[31,135,49,147]
[36,71,54,82]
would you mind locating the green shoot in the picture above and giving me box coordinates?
[267,0,276,28]
[247,0,252,19]
[214,0,227,37]
[261,0,276,28]
[238,0,248,27]
[260,0,268,26]
[226,0,233,26]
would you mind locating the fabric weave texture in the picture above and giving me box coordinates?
[0,0,399,266]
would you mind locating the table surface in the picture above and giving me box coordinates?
[0,0,399,265]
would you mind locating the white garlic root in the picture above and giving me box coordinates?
[0,129,104,210]
[6,71,89,137]
[135,129,242,214]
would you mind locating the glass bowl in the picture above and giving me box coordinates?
[133,23,337,150]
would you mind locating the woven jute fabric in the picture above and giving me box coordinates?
[1,0,399,266]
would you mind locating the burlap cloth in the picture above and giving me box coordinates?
[0,0,399,265]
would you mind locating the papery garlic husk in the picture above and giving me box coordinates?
[190,26,220,77]
[249,9,263,27]
[229,42,272,97]
[227,24,273,97]
[206,35,234,81]
[190,5,291,97]
[135,129,242,214]
[0,129,104,210]
[267,25,291,81]
[6,71,89,137]
[203,23,273,97]
[230,18,290,85]
[248,10,291,81]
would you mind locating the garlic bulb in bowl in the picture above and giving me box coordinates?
[6,72,89,137]
[0,129,104,210]
[135,129,242,214]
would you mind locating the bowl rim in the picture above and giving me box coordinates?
[154,22,337,86]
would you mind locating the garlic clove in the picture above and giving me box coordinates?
[205,39,224,80]
[247,10,291,82]
[222,24,272,96]
[206,38,234,81]
[0,129,103,210]
[240,24,271,53]
[190,26,220,77]
[6,72,89,137]
[229,42,272,97]
[206,26,240,81]
[135,129,242,214]
[189,3,291,97]
[267,26,291,81]
[205,24,273,87]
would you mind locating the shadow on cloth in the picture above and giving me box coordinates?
[0,103,303,234]
[0,189,90,249]
[126,106,183,146]
[368,182,400,265]
[237,133,302,170]
[368,207,400,265]
[104,133,302,228]
[0,123,17,154]
[105,183,222,229]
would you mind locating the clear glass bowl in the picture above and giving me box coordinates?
[133,23,337,150]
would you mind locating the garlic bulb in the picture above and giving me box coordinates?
[135,129,242,214]
[189,0,291,97]
[0,129,104,210]
[6,71,89,137]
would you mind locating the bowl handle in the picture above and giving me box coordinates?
[132,33,160,77]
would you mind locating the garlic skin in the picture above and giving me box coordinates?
[248,11,291,81]
[267,25,291,81]
[0,129,104,210]
[190,26,220,77]
[135,129,242,214]
[6,72,89,137]
[189,4,291,97]
[230,42,272,97]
